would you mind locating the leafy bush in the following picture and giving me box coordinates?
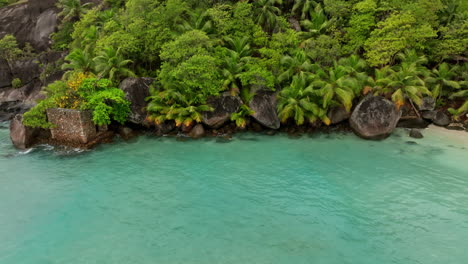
[11,78,22,89]
[23,76,130,128]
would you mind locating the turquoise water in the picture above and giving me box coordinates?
[1,122,468,264]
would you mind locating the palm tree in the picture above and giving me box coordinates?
[93,47,136,82]
[448,90,468,120]
[299,4,334,40]
[146,88,213,127]
[61,48,95,78]
[425,63,460,100]
[231,105,255,128]
[336,55,369,88]
[175,9,214,36]
[382,63,432,113]
[221,37,253,95]
[253,0,283,33]
[278,49,319,84]
[56,0,92,22]
[291,0,318,20]
[312,66,361,112]
[277,72,330,125]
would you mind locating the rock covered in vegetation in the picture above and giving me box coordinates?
[119,77,154,125]
[350,96,401,140]
[189,124,205,139]
[328,106,350,124]
[249,91,280,129]
[46,108,97,144]
[9,114,42,149]
[0,0,58,51]
[409,129,424,139]
[202,92,242,128]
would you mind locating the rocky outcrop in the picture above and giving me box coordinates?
[0,59,12,88]
[0,0,58,51]
[189,124,205,139]
[46,108,97,144]
[421,111,450,126]
[328,106,350,124]
[202,92,242,128]
[119,77,154,125]
[9,114,46,149]
[249,90,280,129]
[350,96,401,140]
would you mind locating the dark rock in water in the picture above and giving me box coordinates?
[406,141,418,145]
[119,77,154,125]
[202,92,242,128]
[409,129,424,139]
[155,121,176,135]
[421,110,451,126]
[189,124,205,139]
[249,90,280,129]
[119,126,136,140]
[446,123,465,131]
[328,106,350,124]
[418,97,436,111]
[350,96,401,140]
[433,112,451,126]
[9,114,43,149]
[397,118,429,129]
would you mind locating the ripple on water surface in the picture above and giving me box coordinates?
[0,123,468,264]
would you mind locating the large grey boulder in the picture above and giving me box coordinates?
[350,96,401,140]
[202,92,242,128]
[249,91,280,129]
[0,0,58,51]
[9,114,38,149]
[119,77,154,125]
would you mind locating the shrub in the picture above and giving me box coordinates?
[11,78,22,89]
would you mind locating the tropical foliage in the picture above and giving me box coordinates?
[21,0,468,128]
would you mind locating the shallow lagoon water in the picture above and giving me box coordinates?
[1,122,468,264]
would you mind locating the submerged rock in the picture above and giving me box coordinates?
[249,90,280,129]
[350,96,401,140]
[189,124,205,139]
[119,77,154,125]
[202,92,242,128]
[409,129,424,139]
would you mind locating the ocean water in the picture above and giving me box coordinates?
[1,121,468,264]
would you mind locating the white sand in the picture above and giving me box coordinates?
[424,125,468,147]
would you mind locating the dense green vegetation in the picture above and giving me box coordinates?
[17,0,468,127]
